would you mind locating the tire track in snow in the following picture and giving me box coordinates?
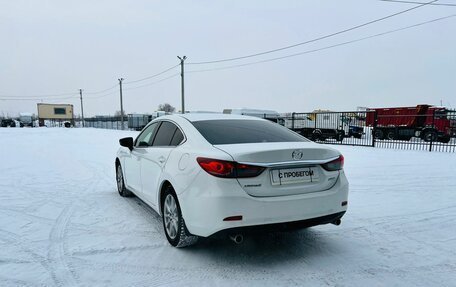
[41,151,286,285]
[70,244,162,256]
[56,171,103,285]
[126,197,164,235]
[131,276,183,287]
[59,159,164,283]
[47,205,78,287]
[77,160,116,194]
[0,208,55,224]
[0,207,109,237]
[70,256,196,284]
[0,276,37,287]
[0,229,53,285]
[70,257,165,277]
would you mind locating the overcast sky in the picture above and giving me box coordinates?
[1,0,455,117]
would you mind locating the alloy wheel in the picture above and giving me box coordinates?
[164,194,179,239]
[116,165,123,193]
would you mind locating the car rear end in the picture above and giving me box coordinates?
[178,116,349,237]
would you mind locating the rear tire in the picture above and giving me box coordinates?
[311,129,322,141]
[386,131,396,140]
[423,130,437,142]
[116,164,133,197]
[336,131,345,142]
[161,186,198,248]
[374,129,384,140]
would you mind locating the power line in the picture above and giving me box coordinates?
[83,73,180,99]
[0,84,116,99]
[186,14,456,74]
[380,0,456,7]
[0,95,78,101]
[84,84,118,95]
[124,73,180,91]
[0,92,78,99]
[0,64,178,99]
[84,90,118,100]
[85,64,179,93]
[187,0,437,65]
[124,64,180,85]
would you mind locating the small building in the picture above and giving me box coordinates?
[37,103,74,126]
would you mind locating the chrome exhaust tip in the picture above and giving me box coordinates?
[229,234,244,244]
[332,219,341,226]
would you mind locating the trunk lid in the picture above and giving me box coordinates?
[215,142,341,197]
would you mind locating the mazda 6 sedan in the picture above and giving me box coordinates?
[115,114,348,247]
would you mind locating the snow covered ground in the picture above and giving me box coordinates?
[0,128,455,287]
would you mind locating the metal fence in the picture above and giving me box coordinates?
[264,109,456,152]
[75,114,161,131]
[80,117,127,130]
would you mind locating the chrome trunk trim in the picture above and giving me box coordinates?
[238,156,340,167]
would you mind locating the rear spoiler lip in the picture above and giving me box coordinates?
[238,156,340,168]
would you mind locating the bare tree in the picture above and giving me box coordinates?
[158,103,175,113]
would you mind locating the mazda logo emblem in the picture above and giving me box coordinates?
[292,150,304,160]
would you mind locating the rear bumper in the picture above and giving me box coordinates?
[178,170,349,237]
[212,211,346,237]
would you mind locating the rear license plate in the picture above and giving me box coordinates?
[270,167,319,186]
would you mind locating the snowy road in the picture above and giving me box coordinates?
[1,128,455,286]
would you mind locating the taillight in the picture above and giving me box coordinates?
[235,163,265,178]
[322,155,344,171]
[197,157,265,178]
[197,158,235,177]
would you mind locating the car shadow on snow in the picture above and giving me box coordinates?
[184,228,345,267]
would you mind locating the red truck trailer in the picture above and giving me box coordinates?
[365,105,455,143]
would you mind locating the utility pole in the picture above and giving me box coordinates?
[177,56,187,114]
[79,89,85,127]
[118,78,125,130]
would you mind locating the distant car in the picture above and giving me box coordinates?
[1,119,16,128]
[115,114,349,247]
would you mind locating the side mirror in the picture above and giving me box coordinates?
[119,137,134,151]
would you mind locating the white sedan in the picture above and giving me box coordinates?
[115,114,348,247]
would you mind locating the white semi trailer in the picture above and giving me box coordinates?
[281,111,364,141]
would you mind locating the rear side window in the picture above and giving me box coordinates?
[192,119,308,145]
[153,122,178,146]
[170,128,184,146]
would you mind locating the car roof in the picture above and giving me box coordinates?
[172,113,264,122]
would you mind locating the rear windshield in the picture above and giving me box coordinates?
[192,119,308,145]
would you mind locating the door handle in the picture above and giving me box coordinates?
[158,156,167,163]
